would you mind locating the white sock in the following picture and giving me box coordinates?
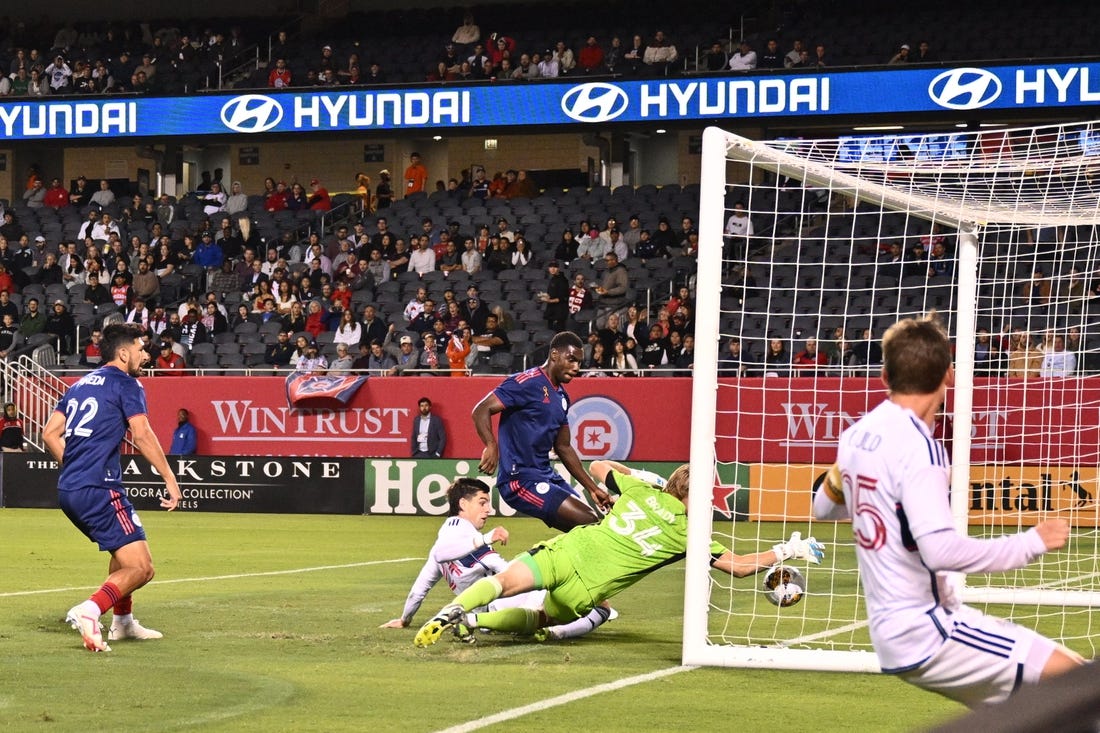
[77,599,101,618]
[114,613,134,625]
[544,606,613,640]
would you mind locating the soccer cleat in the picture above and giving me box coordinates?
[65,604,111,653]
[109,618,164,641]
[413,604,464,648]
[452,622,477,645]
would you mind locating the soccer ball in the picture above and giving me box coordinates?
[762,565,806,607]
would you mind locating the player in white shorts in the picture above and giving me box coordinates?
[380,478,613,641]
[813,315,1083,708]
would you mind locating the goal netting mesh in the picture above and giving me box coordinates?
[683,123,1100,671]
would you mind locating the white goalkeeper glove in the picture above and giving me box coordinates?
[772,532,825,565]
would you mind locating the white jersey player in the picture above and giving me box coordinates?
[380,478,614,641]
[813,315,1083,708]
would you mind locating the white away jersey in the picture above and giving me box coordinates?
[399,515,543,624]
[834,399,956,672]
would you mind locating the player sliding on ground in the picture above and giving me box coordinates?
[812,314,1085,707]
[380,478,614,642]
[414,460,824,647]
[42,323,183,653]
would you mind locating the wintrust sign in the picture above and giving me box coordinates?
[209,400,407,449]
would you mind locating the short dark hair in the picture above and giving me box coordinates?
[446,477,492,516]
[549,331,584,352]
[100,323,146,363]
[418,396,432,406]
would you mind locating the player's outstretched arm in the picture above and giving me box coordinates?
[128,414,182,511]
[472,392,504,475]
[380,558,441,628]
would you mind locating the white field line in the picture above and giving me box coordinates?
[0,557,421,598]
[430,666,696,733]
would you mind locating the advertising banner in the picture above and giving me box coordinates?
[0,454,365,514]
[135,376,689,460]
[362,459,745,520]
[748,463,1099,527]
[2,62,1099,140]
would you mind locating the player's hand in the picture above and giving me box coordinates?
[379,618,407,628]
[773,532,825,564]
[488,526,509,545]
[478,444,499,475]
[161,480,182,511]
[1034,519,1070,551]
[589,485,612,512]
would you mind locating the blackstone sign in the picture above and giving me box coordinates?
[0,455,365,514]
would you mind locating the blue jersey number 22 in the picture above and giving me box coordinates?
[64,397,99,438]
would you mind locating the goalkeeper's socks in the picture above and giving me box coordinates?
[452,577,502,612]
[543,605,613,640]
[472,607,539,635]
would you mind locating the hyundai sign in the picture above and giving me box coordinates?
[1,61,1099,140]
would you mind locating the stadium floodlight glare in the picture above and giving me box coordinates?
[684,122,1100,671]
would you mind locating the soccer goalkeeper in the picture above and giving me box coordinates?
[414,460,824,647]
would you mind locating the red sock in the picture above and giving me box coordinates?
[114,595,133,616]
[89,582,122,614]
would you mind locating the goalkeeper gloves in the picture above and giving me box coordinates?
[772,532,825,565]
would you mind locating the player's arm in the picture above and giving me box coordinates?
[433,524,509,561]
[812,463,850,521]
[472,391,505,475]
[128,414,182,511]
[380,558,441,628]
[555,425,610,510]
[42,409,66,463]
[711,532,825,577]
[590,460,665,490]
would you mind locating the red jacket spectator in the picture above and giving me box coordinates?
[43,181,69,208]
[268,59,292,88]
[792,340,828,368]
[265,183,288,212]
[578,37,605,72]
[308,179,331,211]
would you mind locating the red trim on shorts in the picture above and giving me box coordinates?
[109,490,135,534]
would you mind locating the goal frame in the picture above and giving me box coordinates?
[681,124,1100,671]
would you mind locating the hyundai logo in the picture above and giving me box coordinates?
[220,95,284,133]
[928,68,1002,110]
[561,83,629,123]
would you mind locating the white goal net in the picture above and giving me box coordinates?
[683,123,1100,671]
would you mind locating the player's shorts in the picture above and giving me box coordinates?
[497,469,578,527]
[896,605,1057,708]
[517,543,595,623]
[60,487,147,552]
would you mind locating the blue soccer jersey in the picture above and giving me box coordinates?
[493,366,570,480]
[54,365,147,492]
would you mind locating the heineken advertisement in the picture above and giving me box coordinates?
[363,459,750,521]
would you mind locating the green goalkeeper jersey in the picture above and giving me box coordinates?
[546,471,727,602]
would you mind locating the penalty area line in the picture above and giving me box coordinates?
[431,666,695,733]
[0,557,421,598]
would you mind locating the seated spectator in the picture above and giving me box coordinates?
[78,328,103,367]
[269,58,292,88]
[759,39,783,69]
[264,330,295,369]
[155,340,187,373]
[468,313,509,372]
[578,36,604,73]
[308,178,331,211]
[643,30,678,74]
[889,44,911,65]
[388,334,420,375]
[552,40,575,75]
[582,341,608,374]
[728,41,756,71]
[1040,335,1076,378]
[1006,329,1042,378]
[703,41,728,71]
[329,343,354,375]
[762,337,789,376]
[295,340,328,374]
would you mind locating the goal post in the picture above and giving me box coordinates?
[683,123,1100,671]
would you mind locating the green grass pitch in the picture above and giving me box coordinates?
[0,508,975,732]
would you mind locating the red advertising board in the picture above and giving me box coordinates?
[66,375,1100,463]
[137,375,692,459]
